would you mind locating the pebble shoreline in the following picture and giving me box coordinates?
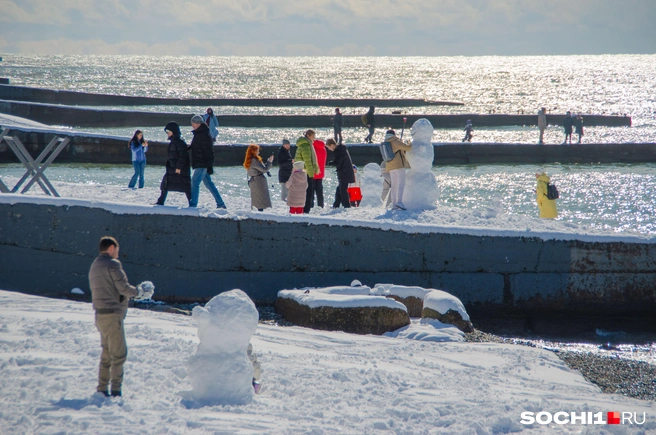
[465,330,656,401]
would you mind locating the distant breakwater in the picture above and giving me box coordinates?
[0,84,463,107]
[1,128,655,166]
[0,99,631,129]
[1,201,655,332]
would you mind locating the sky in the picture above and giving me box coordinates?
[0,0,655,56]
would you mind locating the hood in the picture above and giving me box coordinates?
[537,174,551,183]
[164,121,181,138]
[296,136,311,147]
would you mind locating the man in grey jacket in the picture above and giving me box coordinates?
[89,236,152,397]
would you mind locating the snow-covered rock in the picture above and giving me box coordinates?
[275,288,409,334]
[422,289,474,333]
[187,289,258,405]
[371,284,433,317]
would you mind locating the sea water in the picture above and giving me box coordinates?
[1,54,655,144]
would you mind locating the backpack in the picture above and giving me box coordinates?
[546,182,559,200]
[361,113,368,126]
[379,140,396,162]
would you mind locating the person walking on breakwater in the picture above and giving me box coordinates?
[286,161,308,214]
[462,119,473,142]
[277,139,293,202]
[562,111,574,145]
[295,130,320,214]
[326,139,355,208]
[332,108,344,144]
[537,107,547,145]
[363,106,376,143]
[385,129,412,210]
[203,108,219,142]
[128,130,148,189]
[89,236,154,397]
[535,169,558,219]
[244,144,274,211]
[156,122,192,205]
[312,138,327,208]
[575,114,584,144]
[189,115,227,209]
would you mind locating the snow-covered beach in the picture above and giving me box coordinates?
[1,290,654,434]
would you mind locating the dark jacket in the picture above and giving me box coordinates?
[278,146,293,183]
[189,123,215,171]
[366,110,375,127]
[161,135,191,192]
[333,112,343,129]
[333,144,355,183]
[575,117,584,135]
[563,115,574,134]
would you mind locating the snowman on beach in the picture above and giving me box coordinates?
[187,289,260,405]
[403,118,439,210]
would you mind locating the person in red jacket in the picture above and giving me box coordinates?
[312,139,327,208]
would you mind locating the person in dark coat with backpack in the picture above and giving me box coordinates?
[156,122,191,205]
[326,140,355,208]
[277,139,293,202]
[189,114,226,208]
[363,106,376,143]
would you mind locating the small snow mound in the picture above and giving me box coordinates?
[188,289,258,406]
[423,290,470,321]
[371,284,433,300]
[350,279,363,287]
[384,318,464,342]
[70,288,84,295]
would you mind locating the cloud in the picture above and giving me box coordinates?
[0,0,654,56]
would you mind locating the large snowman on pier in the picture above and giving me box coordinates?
[404,118,439,210]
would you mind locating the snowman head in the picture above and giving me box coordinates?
[410,118,434,143]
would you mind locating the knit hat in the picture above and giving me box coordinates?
[536,168,546,176]
[293,161,305,170]
[190,114,204,124]
[164,121,181,137]
[282,139,290,145]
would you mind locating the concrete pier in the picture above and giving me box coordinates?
[0,84,462,107]
[1,129,655,166]
[0,201,654,327]
[0,99,631,129]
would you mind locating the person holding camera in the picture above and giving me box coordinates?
[244,144,274,211]
[127,130,148,189]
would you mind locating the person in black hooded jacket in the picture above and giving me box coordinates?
[156,121,191,205]
[326,140,355,208]
[188,115,226,208]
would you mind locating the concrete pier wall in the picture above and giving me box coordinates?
[0,84,462,107]
[0,201,654,319]
[1,128,656,166]
[0,99,631,129]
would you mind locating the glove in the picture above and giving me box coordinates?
[135,281,155,300]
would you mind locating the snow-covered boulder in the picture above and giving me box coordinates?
[275,286,409,335]
[371,284,433,317]
[187,289,259,405]
[421,290,474,333]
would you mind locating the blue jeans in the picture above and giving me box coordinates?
[128,160,145,188]
[190,168,226,208]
